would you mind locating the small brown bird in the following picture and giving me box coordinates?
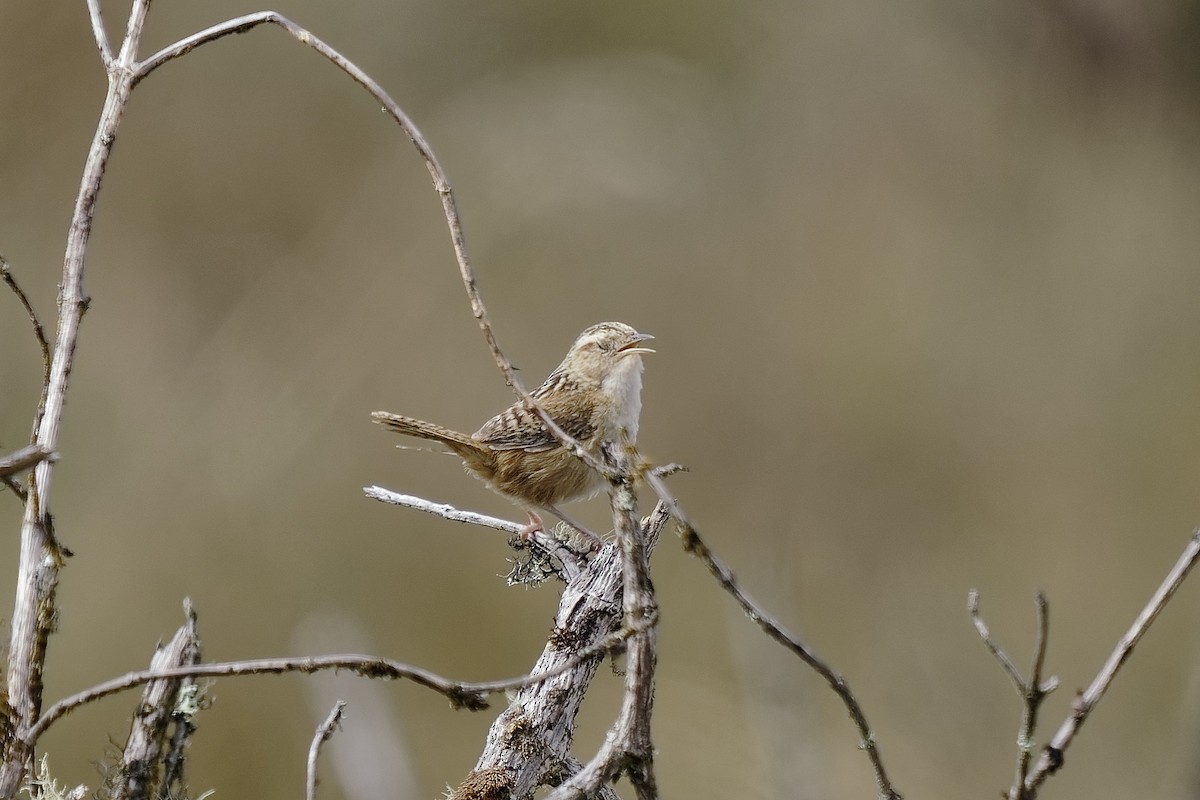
[372,322,655,541]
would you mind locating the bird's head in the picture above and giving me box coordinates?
[561,322,655,382]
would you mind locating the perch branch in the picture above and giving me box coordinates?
[451,502,669,800]
[1024,529,1200,795]
[541,458,659,800]
[306,701,347,800]
[363,485,584,580]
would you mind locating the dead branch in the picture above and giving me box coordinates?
[306,702,347,800]
[541,456,659,800]
[363,486,585,580]
[969,592,1059,800]
[158,603,203,800]
[25,612,646,755]
[0,446,55,480]
[1023,529,1200,796]
[1,0,149,793]
[450,501,669,800]
[85,0,113,67]
[0,257,50,397]
[111,605,202,800]
[647,468,901,800]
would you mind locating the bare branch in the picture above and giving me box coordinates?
[111,608,202,800]
[158,601,203,800]
[542,459,659,800]
[306,701,347,800]
[451,502,670,800]
[1025,529,1200,795]
[1009,592,1055,799]
[0,446,55,479]
[364,486,520,534]
[85,0,114,67]
[968,590,1028,696]
[135,10,511,377]
[363,485,585,580]
[1,256,51,402]
[973,591,1060,800]
[27,614,648,752]
[2,3,151,793]
[652,467,901,800]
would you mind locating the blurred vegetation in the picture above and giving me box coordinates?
[3,1,1200,798]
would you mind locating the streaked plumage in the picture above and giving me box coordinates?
[372,322,654,537]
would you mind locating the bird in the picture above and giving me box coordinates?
[372,322,655,544]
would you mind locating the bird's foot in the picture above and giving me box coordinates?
[546,505,605,551]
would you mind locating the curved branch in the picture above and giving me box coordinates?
[306,701,346,800]
[136,11,613,479]
[665,483,902,800]
[0,257,51,396]
[25,617,647,752]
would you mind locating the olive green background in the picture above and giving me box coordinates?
[4,1,1200,798]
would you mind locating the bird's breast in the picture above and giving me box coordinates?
[599,356,645,444]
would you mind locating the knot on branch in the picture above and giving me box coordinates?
[446,687,491,712]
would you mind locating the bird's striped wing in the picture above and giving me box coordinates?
[472,370,596,452]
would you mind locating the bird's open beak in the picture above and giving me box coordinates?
[619,333,655,355]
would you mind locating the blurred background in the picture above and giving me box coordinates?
[3,0,1200,797]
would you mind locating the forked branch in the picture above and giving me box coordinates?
[969,592,1059,800]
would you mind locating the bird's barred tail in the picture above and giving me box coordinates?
[371,411,482,452]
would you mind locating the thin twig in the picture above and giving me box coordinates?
[85,0,114,66]
[1,477,27,502]
[972,591,1060,800]
[661,471,901,800]
[0,446,55,479]
[1,256,52,400]
[1024,529,1200,795]
[363,485,585,580]
[968,590,1028,696]
[306,701,347,800]
[1010,592,1054,799]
